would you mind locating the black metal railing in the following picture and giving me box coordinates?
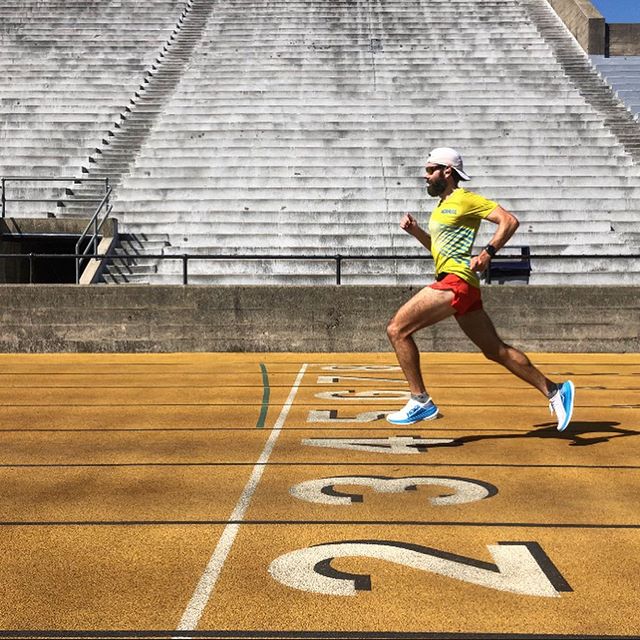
[0,251,637,285]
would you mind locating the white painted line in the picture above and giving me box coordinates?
[176,363,308,632]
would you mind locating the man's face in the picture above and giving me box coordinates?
[424,164,447,197]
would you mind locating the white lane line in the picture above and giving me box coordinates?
[177,363,308,632]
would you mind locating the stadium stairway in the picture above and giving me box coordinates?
[60,0,215,222]
[0,0,187,217]
[2,0,640,285]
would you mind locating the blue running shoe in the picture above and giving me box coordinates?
[549,381,575,432]
[386,398,439,425]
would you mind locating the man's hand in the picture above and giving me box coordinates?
[401,213,432,251]
[400,213,419,235]
[470,251,492,273]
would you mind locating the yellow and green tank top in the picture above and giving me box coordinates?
[428,188,498,288]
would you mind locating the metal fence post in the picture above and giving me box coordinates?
[28,253,34,284]
[1,178,5,218]
[182,255,188,285]
[336,254,342,285]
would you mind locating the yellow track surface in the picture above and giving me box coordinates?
[1,352,639,639]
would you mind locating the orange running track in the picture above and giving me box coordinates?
[0,352,638,639]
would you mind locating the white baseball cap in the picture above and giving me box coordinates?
[426,147,471,181]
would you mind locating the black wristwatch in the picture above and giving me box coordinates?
[483,244,497,258]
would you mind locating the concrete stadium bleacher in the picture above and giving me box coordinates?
[591,56,640,121]
[0,0,186,216]
[1,0,640,284]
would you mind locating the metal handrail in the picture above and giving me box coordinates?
[0,252,638,286]
[75,186,113,283]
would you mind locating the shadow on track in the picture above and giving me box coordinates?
[432,421,640,449]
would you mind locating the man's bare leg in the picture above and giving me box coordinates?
[456,308,555,397]
[387,286,457,395]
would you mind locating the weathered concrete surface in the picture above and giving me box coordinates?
[542,0,605,54]
[0,285,637,353]
[0,218,117,235]
[608,24,640,56]
[545,0,640,56]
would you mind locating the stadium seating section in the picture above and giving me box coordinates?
[1,0,639,284]
[592,56,640,121]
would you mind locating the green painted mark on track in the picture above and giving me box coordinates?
[256,363,270,428]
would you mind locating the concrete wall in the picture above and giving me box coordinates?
[545,0,605,54]
[608,24,640,56]
[0,285,637,353]
[544,0,640,55]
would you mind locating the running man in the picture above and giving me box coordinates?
[386,147,574,430]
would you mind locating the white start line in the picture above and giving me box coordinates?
[176,363,308,632]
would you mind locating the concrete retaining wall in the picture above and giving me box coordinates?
[545,0,605,54]
[544,0,640,55]
[608,24,640,56]
[0,285,637,353]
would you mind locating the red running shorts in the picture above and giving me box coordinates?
[429,273,483,317]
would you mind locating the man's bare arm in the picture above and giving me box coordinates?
[400,213,431,251]
[471,205,519,273]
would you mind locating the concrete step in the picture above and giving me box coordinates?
[151,242,638,259]
[115,174,640,189]
[112,197,640,215]
[120,150,635,164]
[130,93,594,105]
[116,164,635,178]
[145,232,623,252]
[112,209,618,226]
[108,218,613,236]
[112,183,640,200]
[139,103,600,115]
[133,137,625,154]
[103,122,609,136]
